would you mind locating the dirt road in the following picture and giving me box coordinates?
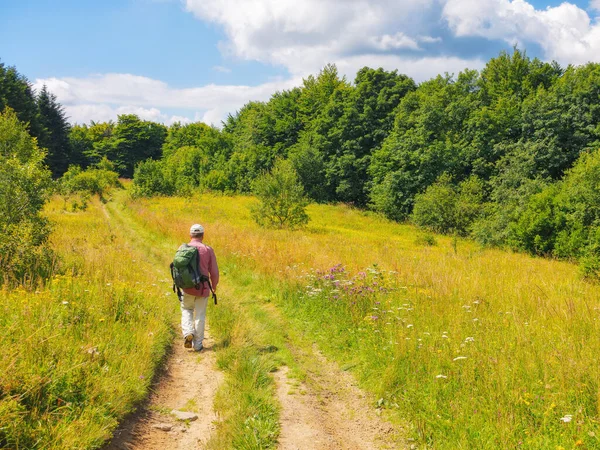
[104,331,223,450]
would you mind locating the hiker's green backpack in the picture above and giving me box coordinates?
[170,244,218,304]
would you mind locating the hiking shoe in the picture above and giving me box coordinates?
[193,344,203,352]
[184,334,194,349]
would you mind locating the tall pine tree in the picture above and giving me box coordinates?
[0,61,46,143]
[37,85,71,177]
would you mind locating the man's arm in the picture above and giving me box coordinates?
[209,248,219,291]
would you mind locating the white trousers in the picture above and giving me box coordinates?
[180,293,208,350]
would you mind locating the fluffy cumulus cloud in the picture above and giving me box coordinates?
[34,74,301,126]
[183,0,485,79]
[40,0,600,125]
[187,0,600,71]
[442,0,600,65]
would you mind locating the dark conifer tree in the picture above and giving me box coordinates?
[0,61,46,141]
[37,85,72,177]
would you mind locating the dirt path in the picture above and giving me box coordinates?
[104,330,223,450]
[274,345,404,450]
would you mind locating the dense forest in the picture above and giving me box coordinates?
[3,49,600,279]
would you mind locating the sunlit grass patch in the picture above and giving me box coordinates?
[0,196,175,449]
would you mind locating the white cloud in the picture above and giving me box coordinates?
[333,54,485,80]
[442,0,600,65]
[184,0,443,77]
[63,104,191,126]
[186,0,600,73]
[213,65,232,73]
[34,73,302,126]
[418,35,443,44]
[372,32,421,51]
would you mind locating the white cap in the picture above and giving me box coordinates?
[190,224,204,234]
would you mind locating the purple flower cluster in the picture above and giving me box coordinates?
[306,264,394,301]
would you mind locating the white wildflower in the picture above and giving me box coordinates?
[436,374,447,379]
[560,415,573,423]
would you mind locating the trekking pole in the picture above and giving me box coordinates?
[206,279,217,305]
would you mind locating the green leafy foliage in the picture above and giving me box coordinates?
[63,115,167,178]
[411,174,484,236]
[251,159,310,229]
[498,148,600,264]
[0,108,54,285]
[113,114,167,177]
[131,159,174,198]
[59,160,122,203]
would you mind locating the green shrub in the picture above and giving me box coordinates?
[161,145,203,195]
[414,233,437,246]
[503,149,600,259]
[251,159,310,229]
[0,108,54,285]
[60,160,121,202]
[507,184,563,256]
[579,255,600,281]
[131,159,174,198]
[203,169,231,192]
[411,174,484,236]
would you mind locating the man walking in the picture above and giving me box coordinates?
[181,223,219,351]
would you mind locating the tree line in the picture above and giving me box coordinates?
[3,49,600,278]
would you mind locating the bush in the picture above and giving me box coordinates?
[0,108,55,285]
[579,255,600,281]
[131,159,174,198]
[507,184,563,256]
[411,174,484,236]
[60,160,122,199]
[414,233,437,246]
[502,149,600,259]
[251,159,310,229]
[161,145,203,195]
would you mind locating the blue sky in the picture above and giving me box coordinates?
[2,0,600,125]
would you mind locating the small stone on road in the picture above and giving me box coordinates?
[172,410,198,421]
[152,423,172,431]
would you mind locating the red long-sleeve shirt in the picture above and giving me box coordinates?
[182,238,219,298]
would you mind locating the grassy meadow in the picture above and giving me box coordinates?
[126,193,600,449]
[2,189,600,449]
